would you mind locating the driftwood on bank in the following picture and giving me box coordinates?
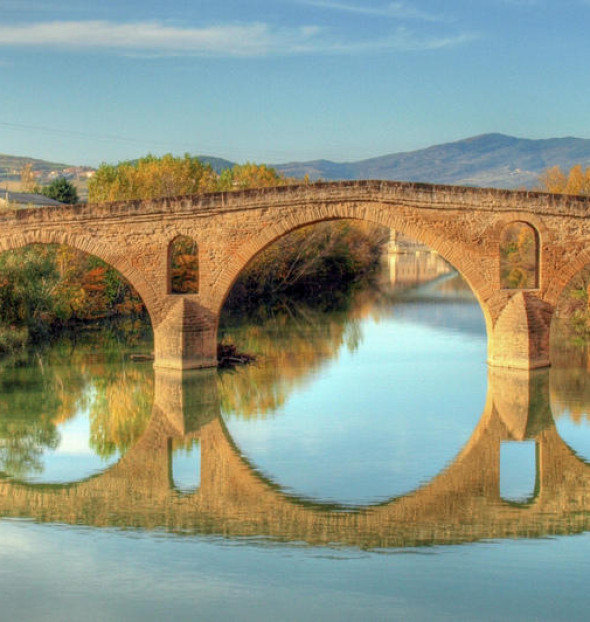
[217,343,256,368]
[130,344,256,368]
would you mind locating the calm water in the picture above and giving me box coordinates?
[1,255,590,621]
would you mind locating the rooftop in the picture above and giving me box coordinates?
[0,190,65,208]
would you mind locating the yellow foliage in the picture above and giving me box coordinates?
[217,163,291,191]
[88,154,218,203]
[538,164,590,195]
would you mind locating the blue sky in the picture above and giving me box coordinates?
[0,0,589,166]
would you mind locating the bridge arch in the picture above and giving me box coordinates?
[211,203,493,333]
[0,230,160,325]
[5,181,584,370]
[546,247,590,310]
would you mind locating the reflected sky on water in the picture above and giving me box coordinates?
[222,274,488,506]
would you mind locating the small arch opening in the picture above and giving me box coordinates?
[500,440,539,504]
[169,236,199,295]
[500,222,540,290]
[171,438,201,494]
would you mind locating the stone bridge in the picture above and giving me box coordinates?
[0,367,589,548]
[2,180,590,369]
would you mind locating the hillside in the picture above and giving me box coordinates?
[0,153,70,180]
[273,134,590,189]
[3,133,590,191]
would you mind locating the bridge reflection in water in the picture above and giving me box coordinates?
[0,365,589,549]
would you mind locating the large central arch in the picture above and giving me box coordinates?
[211,205,495,346]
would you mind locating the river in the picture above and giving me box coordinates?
[1,252,590,621]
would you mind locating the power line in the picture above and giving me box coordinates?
[0,120,203,151]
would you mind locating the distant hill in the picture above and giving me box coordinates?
[197,155,236,173]
[0,153,69,180]
[3,133,590,191]
[272,134,590,189]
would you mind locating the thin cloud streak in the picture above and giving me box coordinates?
[300,1,447,22]
[0,20,474,57]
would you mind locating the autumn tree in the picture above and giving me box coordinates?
[223,221,389,316]
[88,154,218,202]
[538,164,590,195]
[217,163,289,191]
[499,222,538,289]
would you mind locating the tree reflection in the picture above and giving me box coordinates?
[0,371,61,478]
[0,327,154,479]
[89,366,154,458]
[218,256,475,420]
[218,295,372,419]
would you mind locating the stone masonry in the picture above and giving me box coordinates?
[2,180,590,369]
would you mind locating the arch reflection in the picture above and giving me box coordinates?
[1,366,589,549]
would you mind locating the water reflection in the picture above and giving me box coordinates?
[2,252,590,548]
[0,331,154,483]
[0,362,589,548]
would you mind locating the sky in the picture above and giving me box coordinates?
[0,0,589,166]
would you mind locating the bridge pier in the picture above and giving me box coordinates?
[153,298,218,370]
[488,293,553,370]
[154,367,220,434]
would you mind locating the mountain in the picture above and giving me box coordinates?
[3,133,590,191]
[272,134,590,189]
[197,155,236,174]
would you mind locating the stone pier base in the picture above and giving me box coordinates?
[154,298,218,370]
[488,292,553,370]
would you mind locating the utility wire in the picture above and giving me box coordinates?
[0,121,203,151]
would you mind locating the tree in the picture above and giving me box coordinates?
[20,164,36,193]
[217,163,289,191]
[0,245,62,339]
[39,177,79,204]
[88,154,217,202]
[87,155,294,203]
[538,164,590,195]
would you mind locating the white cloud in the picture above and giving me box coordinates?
[301,1,446,22]
[0,19,473,57]
[314,27,476,53]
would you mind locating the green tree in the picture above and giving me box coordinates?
[0,245,63,340]
[39,177,79,204]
